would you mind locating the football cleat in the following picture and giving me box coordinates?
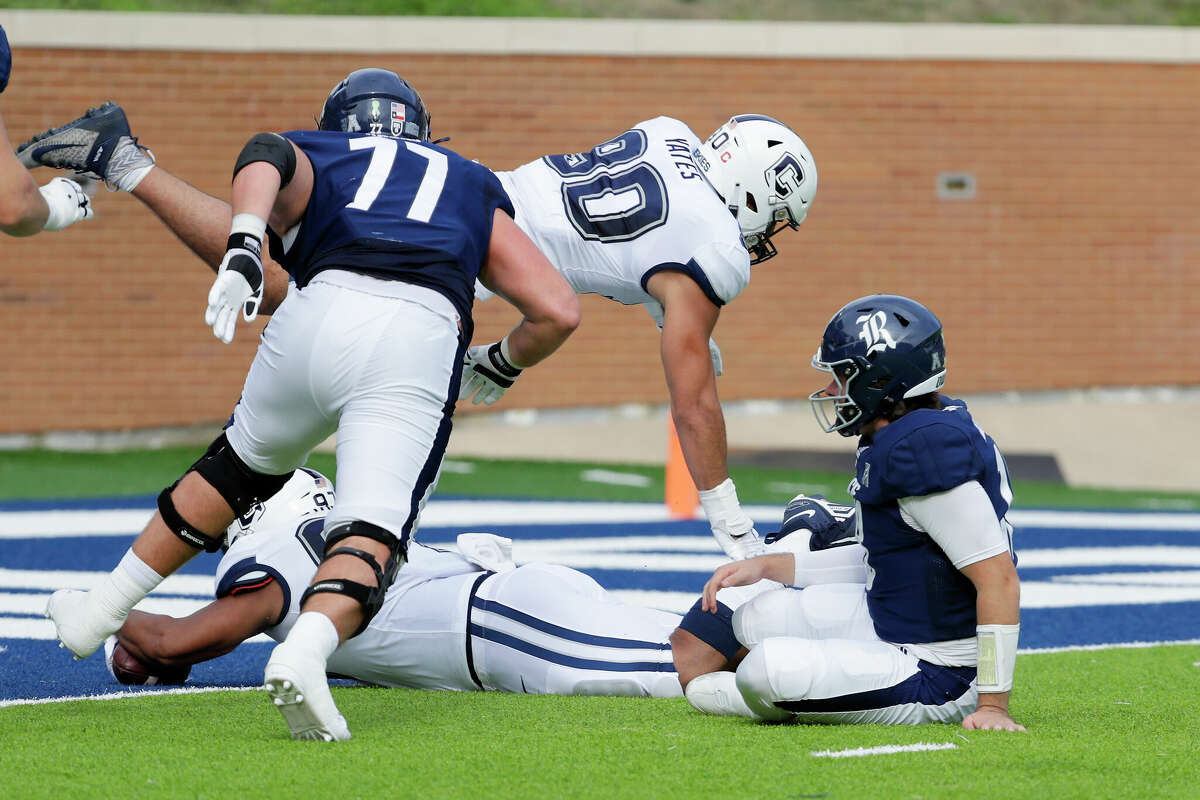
[264,642,351,742]
[684,671,761,719]
[16,101,154,190]
[44,588,125,659]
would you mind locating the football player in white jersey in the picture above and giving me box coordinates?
[685,295,1026,733]
[18,107,817,562]
[107,468,683,699]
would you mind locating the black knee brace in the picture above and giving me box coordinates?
[189,432,292,517]
[300,520,408,637]
[157,484,224,553]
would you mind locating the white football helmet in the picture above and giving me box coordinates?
[699,114,818,263]
[224,467,334,549]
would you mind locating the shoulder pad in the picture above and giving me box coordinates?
[856,413,986,503]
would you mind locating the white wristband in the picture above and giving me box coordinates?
[230,212,267,241]
[498,334,526,370]
[976,623,1020,693]
[698,477,740,521]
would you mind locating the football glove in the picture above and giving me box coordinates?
[39,177,94,231]
[699,478,765,560]
[206,230,265,344]
[764,494,857,551]
[459,338,523,405]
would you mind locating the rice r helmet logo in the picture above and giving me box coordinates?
[857,310,898,355]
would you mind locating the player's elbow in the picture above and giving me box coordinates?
[550,293,582,338]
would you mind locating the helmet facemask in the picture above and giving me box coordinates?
[809,353,867,436]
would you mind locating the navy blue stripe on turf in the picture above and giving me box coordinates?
[471,596,671,651]
[775,661,975,714]
[470,624,674,672]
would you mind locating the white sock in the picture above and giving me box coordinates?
[285,611,340,661]
[94,548,165,619]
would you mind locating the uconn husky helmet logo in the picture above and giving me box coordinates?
[857,311,897,355]
[767,153,806,201]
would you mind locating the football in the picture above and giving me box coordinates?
[103,636,191,686]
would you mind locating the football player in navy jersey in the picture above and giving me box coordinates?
[0,24,93,236]
[43,69,580,742]
[19,102,817,563]
[686,295,1026,733]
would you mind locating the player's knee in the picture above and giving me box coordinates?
[300,519,408,637]
[733,587,802,648]
[735,638,809,722]
[159,433,293,553]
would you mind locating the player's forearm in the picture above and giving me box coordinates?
[133,166,289,313]
[503,301,580,368]
[118,609,237,666]
[0,168,48,236]
[671,398,730,491]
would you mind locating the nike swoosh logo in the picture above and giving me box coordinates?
[520,676,529,694]
[783,509,818,526]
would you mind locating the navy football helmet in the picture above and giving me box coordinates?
[809,294,947,437]
[318,68,431,140]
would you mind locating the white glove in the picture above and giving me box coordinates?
[699,478,765,560]
[459,338,523,405]
[39,177,94,231]
[205,221,265,344]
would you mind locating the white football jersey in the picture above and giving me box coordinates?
[496,117,750,307]
[215,519,485,690]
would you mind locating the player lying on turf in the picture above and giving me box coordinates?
[17,100,817,562]
[683,295,1026,732]
[105,468,866,697]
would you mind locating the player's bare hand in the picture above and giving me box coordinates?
[962,706,1026,732]
[701,557,770,612]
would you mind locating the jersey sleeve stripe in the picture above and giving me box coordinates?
[640,259,725,307]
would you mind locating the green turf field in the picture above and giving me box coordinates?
[3,646,1198,798]
[3,449,1198,797]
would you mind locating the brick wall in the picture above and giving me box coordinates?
[1,48,1196,433]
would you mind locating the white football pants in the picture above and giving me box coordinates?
[732,584,978,725]
[471,564,683,698]
[225,270,462,540]
[326,562,683,698]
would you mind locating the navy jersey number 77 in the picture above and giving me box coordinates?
[273,130,514,334]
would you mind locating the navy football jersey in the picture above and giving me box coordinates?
[1,25,11,93]
[851,397,1015,645]
[273,130,514,329]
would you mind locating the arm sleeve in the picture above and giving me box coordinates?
[898,481,1011,569]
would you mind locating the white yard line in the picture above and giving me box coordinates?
[811,742,958,758]
[4,502,1200,539]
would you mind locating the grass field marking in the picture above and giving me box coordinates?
[810,742,959,758]
[1018,638,1200,655]
[7,503,1200,539]
[0,684,260,709]
[580,469,653,488]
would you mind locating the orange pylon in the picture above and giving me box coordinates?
[665,415,699,519]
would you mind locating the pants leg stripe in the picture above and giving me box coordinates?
[398,333,469,542]
[463,571,493,690]
[470,596,672,651]
[775,661,975,714]
[469,623,676,673]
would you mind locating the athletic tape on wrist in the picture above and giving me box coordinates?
[699,478,740,519]
[976,623,1020,693]
[230,213,267,241]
